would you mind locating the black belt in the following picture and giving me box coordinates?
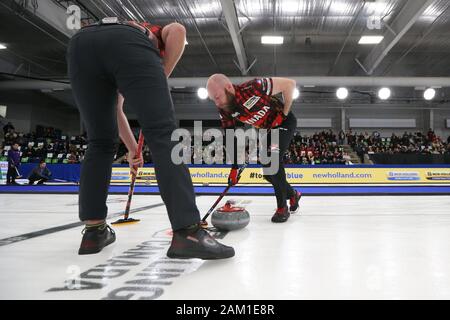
[82,17,150,37]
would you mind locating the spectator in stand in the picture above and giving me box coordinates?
[143,145,152,163]
[338,130,345,145]
[3,122,14,136]
[5,129,18,145]
[34,145,45,160]
[7,143,21,185]
[113,153,128,164]
[28,160,52,185]
[346,129,354,146]
[25,147,33,159]
[67,152,78,164]
[427,128,436,142]
[354,143,365,163]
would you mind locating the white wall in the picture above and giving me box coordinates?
[2,104,33,133]
[2,103,80,137]
[30,104,80,136]
[169,102,450,140]
[345,108,425,136]
[433,109,450,139]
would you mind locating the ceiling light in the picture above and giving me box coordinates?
[330,1,349,15]
[358,36,384,44]
[378,87,391,100]
[282,0,300,13]
[367,2,389,15]
[424,88,436,101]
[293,88,300,99]
[336,88,349,100]
[197,87,208,100]
[0,44,7,50]
[261,36,284,45]
[0,105,6,118]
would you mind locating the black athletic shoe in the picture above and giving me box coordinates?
[271,207,290,223]
[289,190,302,213]
[78,224,116,255]
[167,225,235,260]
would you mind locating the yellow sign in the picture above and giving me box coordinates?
[111,166,450,185]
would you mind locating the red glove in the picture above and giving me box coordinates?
[228,167,239,186]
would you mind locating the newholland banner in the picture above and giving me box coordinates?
[111,167,450,185]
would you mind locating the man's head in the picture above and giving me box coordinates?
[39,161,46,169]
[12,143,19,150]
[206,74,235,109]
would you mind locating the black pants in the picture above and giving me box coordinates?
[67,25,200,230]
[263,112,297,208]
[7,166,17,184]
[29,178,48,185]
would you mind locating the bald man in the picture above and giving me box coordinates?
[207,74,302,223]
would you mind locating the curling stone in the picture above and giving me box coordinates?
[211,200,250,231]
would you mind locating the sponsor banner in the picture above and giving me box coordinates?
[111,166,450,185]
[425,170,450,181]
[386,171,421,181]
[0,161,7,185]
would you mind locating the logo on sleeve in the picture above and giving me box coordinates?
[243,96,260,110]
[258,79,267,92]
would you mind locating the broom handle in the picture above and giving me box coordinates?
[124,130,145,219]
[200,128,270,223]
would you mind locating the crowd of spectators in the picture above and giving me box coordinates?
[3,121,450,166]
[2,123,87,164]
[119,129,350,165]
[285,130,349,165]
[347,129,450,162]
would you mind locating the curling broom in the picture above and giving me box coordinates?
[112,130,145,225]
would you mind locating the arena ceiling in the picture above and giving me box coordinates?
[0,0,450,106]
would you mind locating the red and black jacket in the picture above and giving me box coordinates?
[218,78,285,129]
[219,78,287,167]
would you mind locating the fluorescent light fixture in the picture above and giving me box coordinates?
[424,88,436,101]
[378,87,391,100]
[358,36,384,44]
[0,44,7,49]
[197,87,208,100]
[367,2,389,15]
[0,105,6,118]
[261,36,284,45]
[330,1,349,15]
[293,88,300,99]
[185,40,188,45]
[336,87,349,100]
[282,0,300,13]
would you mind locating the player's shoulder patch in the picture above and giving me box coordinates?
[255,78,271,95]
[243,95,261,110]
